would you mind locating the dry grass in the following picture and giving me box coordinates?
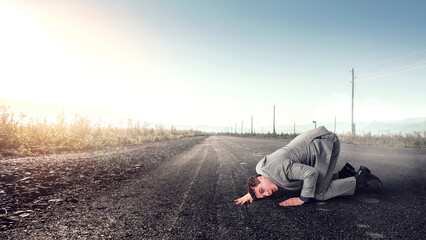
[225,132,299,140]
[0,105,207,157]
[225,130,426,148]
[338,131,426,148]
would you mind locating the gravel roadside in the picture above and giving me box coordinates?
[0,136,207,235]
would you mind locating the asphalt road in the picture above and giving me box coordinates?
[154,135,426,239]
[3,135,425,239]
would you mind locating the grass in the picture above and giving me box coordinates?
[223,130,426,149]
[338,131,426,148]
[0,105,207,157]
[223,132,299,140]
[2,104,424,157]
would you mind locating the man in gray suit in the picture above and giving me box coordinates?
[234,126,383,207]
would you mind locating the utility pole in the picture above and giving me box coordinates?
[351,68,356,137]
[334,115,337,133]
[273,105,276,135]
[293,123,295,135]
[235,124,237,134]
[251,115,253,134]
[241,121,243,134]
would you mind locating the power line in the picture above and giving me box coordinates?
[357,61,426,81]
[359,60,426,78]
[357,48,426,70]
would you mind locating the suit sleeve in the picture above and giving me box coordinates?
[286,162,319,198]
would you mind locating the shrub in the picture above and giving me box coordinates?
[0,105,207,157]
[337,131,426,148]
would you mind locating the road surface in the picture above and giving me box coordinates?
[3,136,425,239]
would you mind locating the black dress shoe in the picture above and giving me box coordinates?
[338,163,357,178]
[355,168,383,190]
[358,166,371,174]
[358,166,381,181]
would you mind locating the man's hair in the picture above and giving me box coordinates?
[246,174,262,200]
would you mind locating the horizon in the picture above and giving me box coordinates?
[1,98,425,135]
[1,1,425,129]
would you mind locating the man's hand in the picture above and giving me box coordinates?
[234,193,253,205]
[279,197,304,207]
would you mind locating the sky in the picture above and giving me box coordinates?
[1,0,425,131]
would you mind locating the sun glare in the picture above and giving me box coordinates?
[0,3,89,105]
[0,1,169,118]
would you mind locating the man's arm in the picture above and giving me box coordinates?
[234,192,253,205]
[286,162,319,198]
[279,163,319,206]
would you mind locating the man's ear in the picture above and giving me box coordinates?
[258,175,265,181]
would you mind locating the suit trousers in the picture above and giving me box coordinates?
[313,134,356,201]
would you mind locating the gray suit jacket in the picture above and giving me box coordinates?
[256,126,335,198]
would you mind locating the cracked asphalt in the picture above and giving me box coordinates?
[1,135,425,239]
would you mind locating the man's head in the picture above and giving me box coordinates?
[246,174,278,200]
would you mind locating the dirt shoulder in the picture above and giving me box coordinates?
[0,136,206,236]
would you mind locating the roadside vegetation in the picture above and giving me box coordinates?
[223,132,299,140]
[0,105,207,157]
[223,130,426,149]
[338,131,426,148]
